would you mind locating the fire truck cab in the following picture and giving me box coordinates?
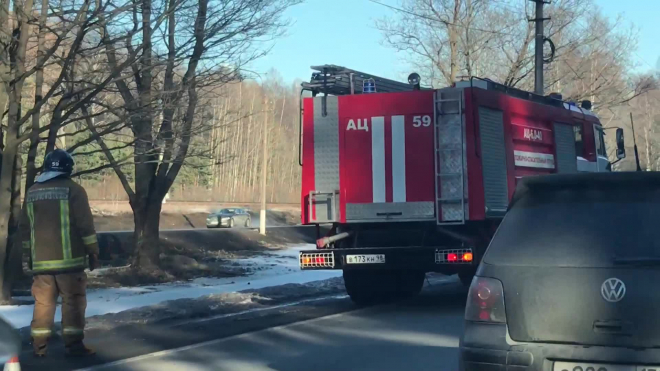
[298,65,626,305]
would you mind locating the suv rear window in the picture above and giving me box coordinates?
[483,185,660,268]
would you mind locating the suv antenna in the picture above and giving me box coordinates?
[630,112,642,172]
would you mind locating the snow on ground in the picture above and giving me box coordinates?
[0,244,341,329]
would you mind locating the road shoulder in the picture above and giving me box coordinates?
[19,275,461,371]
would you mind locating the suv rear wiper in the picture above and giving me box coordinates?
[613,256,660,266]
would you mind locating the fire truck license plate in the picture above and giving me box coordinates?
[346,254,386,264]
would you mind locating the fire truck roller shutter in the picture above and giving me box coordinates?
[478,107,509,217]
[553,123,578,174]
[313,96,340,223]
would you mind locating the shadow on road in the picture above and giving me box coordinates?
[18,280,468,371]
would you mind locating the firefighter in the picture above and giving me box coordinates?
[20,149,100,357]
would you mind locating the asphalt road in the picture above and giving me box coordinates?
[20,278,468,371]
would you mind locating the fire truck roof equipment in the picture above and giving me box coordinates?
[301,65,596,118]
[301,64,428,96]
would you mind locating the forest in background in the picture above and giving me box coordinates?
[42,0,660,204]
[71,71,304,203]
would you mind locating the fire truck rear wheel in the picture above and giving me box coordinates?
[343,269,424,305]
[393,270,425,298]
[343,270,394,305]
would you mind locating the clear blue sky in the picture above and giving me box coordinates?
[250,0,659,84]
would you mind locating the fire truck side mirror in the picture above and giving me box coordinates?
[616,128,626,160]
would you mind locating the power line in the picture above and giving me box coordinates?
[632,51,656,71]
[368,0,520,36]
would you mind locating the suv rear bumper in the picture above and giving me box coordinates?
[461,322,660,371]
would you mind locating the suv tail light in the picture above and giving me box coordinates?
[465,277,506,323]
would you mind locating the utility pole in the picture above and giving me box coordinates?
[630,112,643,172]
[530,0,549,96]
[259,100,269,235]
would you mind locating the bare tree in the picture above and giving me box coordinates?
[93,0,301,271]
[25,0,51,189]
[376,0,651,111]
[375,0,518,86]
[0,0,141,302]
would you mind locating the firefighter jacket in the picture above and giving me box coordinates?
[20,177,99,274]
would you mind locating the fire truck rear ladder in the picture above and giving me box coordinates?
[434,91,466,225]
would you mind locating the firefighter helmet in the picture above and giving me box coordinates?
[44,149,74,175]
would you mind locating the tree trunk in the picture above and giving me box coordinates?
[246,93,256,196]
[0,133,20,303]
[26,0,49,188]
[447,0,460,84]
[0,0,9,150]
[45,99,67,155]
[5,156,24,299]
[131,196,163,270]
[216,97,229,191]
[230,84,243,200]
[210,104,217,185]
[0,0,33,303]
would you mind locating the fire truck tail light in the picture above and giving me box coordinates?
[465,277,506,323]
[435,249,474,264]
[300,252,335,269]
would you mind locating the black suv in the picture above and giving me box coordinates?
[460,172,660,371]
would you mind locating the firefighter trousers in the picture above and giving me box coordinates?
[30,272,87,351]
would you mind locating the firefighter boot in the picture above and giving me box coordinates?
[32,339,48,358]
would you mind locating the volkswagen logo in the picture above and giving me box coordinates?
[601,278,626,302]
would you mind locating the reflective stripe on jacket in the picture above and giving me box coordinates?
[20,178,99,274]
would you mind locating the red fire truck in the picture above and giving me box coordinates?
[297,65,626,304]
